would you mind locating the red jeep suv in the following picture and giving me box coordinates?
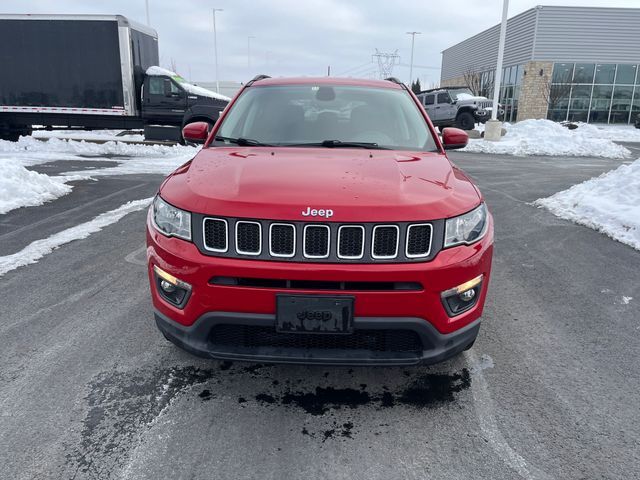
[146,75,493,366]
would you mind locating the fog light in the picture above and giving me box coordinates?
[153,265,192,308]
[459,289,476,302]
[441,275,483,317]
[160,279,176,293]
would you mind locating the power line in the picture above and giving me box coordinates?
[336,61,374,76]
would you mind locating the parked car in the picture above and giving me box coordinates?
[147,75,494,366]
[416,86,503,130]
[0,14,229,142]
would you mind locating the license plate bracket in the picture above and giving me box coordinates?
[276,295,354,334]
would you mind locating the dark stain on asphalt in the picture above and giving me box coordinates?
[255,393,276,404]
[282,387,372,416]
[259,369,471,416]
[67,366,215,478]
[199,389,213,401]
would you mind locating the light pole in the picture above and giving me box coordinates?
[485,0,509,141]
[406,31,421,86]
[212,8,223,94]
[145,0,150,26]
[247,35,256,70]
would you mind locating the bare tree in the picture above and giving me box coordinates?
[542,72,572,111]
[463,66,482,95]
[169,58,178,73]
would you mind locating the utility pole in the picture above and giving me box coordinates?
[327,65,331,76]
[212,8,223,93]
[372,49,400,79]
[406,31,421,86]
[485,0,509,141]
[247,36,256,70]
[145,0,150,26]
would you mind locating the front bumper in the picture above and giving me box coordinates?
[147,213,493,365]
[155,309,480,366]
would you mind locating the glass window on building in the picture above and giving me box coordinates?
[615,64,637,85]
[568,85,592,122]
[594,64,616,84]
[572,64,595,84]
[547,83,570,121]
[589,85,613,123]
[631,90,640,118]
[610,86,634,123]
[552,63,574,83]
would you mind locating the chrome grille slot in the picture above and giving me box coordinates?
[203,218,228,252]
[406,224,433,258]
[338,225,365,259]
[235,221,261,255]
[199,216,438,263]
[303,225,330,258]
[372,225,399,259]
[269,223,295,257]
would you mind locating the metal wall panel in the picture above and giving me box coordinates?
[441,6,640,81]
[534,6,640,63]
[441,8,537,80]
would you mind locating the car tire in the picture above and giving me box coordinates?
[456,112,475,130]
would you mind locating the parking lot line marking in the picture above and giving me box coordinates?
[465,350,552,480]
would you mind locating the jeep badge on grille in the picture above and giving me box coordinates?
[301,207,334,218]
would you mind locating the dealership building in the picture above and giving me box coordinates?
[440,6,640,124]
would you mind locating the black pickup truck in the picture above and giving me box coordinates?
[0,14,229,142]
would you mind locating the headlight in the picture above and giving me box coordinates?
[444,203,488,248]
[152,196,191,241]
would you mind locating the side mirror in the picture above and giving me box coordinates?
[441,127,469,150]
[182,122,209,144]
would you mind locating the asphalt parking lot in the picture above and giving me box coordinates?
[1,149,639,480]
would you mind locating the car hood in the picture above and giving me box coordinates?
[160,147,481,222]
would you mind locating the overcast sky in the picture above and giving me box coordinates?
[3,0,638,86]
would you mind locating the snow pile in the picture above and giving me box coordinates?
[462,119,631,158]
[0,162,72,214]
[0,198,152,276]
[534,158,640,250]
[146,66,231,101]
[0,137,197,213]
[33,129,145,142]
[569,123,640,143]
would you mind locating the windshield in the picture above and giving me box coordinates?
[214,84,437,151]
[448,88,476,101]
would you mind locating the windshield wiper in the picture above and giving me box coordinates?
[286,140,388,149]
[214,135,272,146]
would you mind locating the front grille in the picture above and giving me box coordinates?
[210,325,423,353]
[406,224,433,257]
[338,226,365,259]
[199,216,441,263]
[372,226,399,258]
[203,218,227,252]
[236,221,261,255]
[270,224,295,257]
[304,225,330,258]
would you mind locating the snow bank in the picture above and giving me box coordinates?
[0,137,197,213]
[534,158,640,250]
[570,123,640,143]
[462,119,631,158]
[0,162,72,214]
[0,198,152,276]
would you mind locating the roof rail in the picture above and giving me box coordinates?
[384,77,404,86]
[246,74,271,86]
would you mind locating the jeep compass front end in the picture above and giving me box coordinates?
[147,76,494,366]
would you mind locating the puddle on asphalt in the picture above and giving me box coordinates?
[70,360,472,477]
